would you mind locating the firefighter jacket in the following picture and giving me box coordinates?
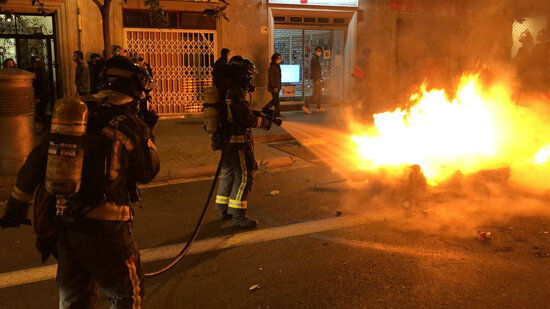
[12,96,160,222]
[225,85,263,146]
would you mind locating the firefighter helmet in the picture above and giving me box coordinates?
[100,56,156,99]
[226,56,257,92]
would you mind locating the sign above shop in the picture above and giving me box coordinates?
[269,0,358,7]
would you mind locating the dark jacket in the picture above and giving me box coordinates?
[310,54,322,80]
[225,85,262,142]
[268,62,282,93]
[213,57,229,90]
[75,61,90,94]
[31,67,51,103]
[88,61,104,94]
[13,97,160,220]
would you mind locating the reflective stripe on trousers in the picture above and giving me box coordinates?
[215,147,255,213]
[57,221,144,309]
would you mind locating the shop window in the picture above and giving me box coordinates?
[274,28,343,101]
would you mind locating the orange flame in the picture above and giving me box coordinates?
[351,74,550,190]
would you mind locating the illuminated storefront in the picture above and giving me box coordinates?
[268,0,358,104]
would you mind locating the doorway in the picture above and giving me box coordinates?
[274,27,345,104]
[0,13,59,102]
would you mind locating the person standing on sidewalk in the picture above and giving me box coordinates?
[303,46,325,114]
[88,53,103,94]
[73,51,90,96]
[213,48,231,106]
[3,58,16,68]
[262,53,283,119]
[137,53,153,78]
[215,56,275,228]
[29,56,51,129]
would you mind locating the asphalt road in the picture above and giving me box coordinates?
[1,161,550,308]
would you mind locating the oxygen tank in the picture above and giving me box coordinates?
[203,86,219,134]
[45,97,88,216]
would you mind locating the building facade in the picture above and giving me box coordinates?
[1,0,549,116]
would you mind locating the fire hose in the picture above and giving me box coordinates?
[144,146,227,278]
[0,110,278,277]
[145,111,281,278]
[0,145,226,278]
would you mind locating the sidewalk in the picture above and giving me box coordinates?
[153,108,341,182]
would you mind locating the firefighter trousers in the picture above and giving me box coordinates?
[215,144,256,215]
[56,219,144,309]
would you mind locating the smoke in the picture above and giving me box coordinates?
[277,1,550,238]
[356,0,550,113]
[330,164,550,239]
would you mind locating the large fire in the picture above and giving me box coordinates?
[351,74,550,191]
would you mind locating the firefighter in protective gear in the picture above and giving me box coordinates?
[0,55,160,308]
[215,56,273,228]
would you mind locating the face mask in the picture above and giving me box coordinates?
[276,59,282,64]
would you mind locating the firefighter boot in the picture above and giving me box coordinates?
[231,209,258,228]
[215,203,232,221]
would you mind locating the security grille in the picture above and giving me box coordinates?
[124,28,217,115]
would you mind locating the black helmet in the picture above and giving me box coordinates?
[100,56,156,98]
[226,56,256,92]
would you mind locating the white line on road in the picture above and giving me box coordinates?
[0,214,370,289]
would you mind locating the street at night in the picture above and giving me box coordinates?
[3,0,550,308]
[1,111,550,308]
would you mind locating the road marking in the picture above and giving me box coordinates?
[0,214,370,289]
[313,235,468,260]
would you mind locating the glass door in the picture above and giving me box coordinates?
[304,29,332,97]
[274,27,345,104]
[274,28,303,100]
[0,14,59,102]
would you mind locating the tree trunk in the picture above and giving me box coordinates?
[102,0,112,58]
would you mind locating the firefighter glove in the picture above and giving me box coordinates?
[1,197,31,228]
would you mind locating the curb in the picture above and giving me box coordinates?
[154,156,295,182]
[254,133,294,143]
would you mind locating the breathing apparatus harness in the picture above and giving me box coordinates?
[145,56,284,278]
[145,57,255,278]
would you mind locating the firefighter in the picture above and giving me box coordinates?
[215,56,273,228]
[0,55,160,308]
